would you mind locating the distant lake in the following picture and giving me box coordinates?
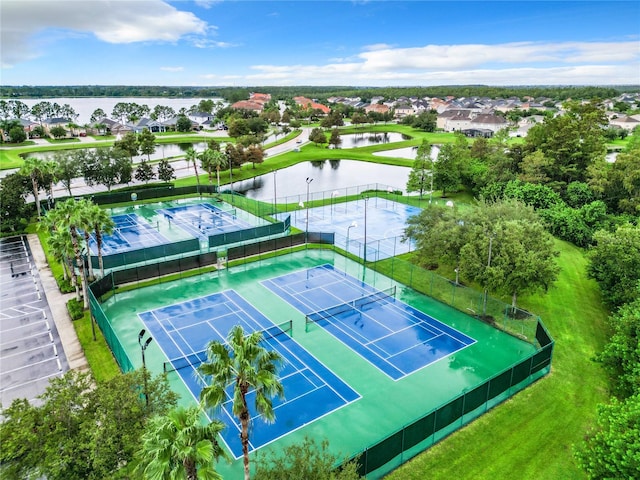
[10,97,225,125]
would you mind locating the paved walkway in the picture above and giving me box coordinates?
[27,234,88,372]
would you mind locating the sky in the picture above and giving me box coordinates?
[1,0,639,87]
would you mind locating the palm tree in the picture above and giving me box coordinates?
[198,148,214,186]
[210,150,227,194]
[38,219,75,285]
[136,406,228,480]
[185,147,201,192]
[45,199,87,305]
[89,205,114,278]
[199,325,284,480]
[19,157,46,218]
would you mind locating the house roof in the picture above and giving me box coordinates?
[231,100,264,112]
[471,114,507,125]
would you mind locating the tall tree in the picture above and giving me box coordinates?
[87,204,114,278]
[138,128,157,161]
[135,159,156,184]
[433,134,468,197]
[328,128,342,148]
[90,108,106,123]
[406,139,432,199]
[525,100,607,188]
[0,370,177,480]
[574,394,640,480]
[19,157,47,218]
[199,325,284,480]
[136,406,228,480]
[0,172,32,233]
[185,147,201,192]
[157,158,176,183]
[309,127,326,146]
[114,131,139,161]
[597,294,640,399]
[458,200,559,310]
[588,224,640,309]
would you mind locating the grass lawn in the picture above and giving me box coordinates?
[384,240,610,480]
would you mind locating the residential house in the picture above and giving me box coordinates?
[231,100,265,113]
[293,96,331,114]
[133,117,166,133]
[188,112,216,129]
[468,113,508,134]
[364,103,390,115]
[393,104,413,118]
[609,115,640,131]
[437,109,473,131]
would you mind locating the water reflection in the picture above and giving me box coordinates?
[24,142,211,162]
[233,160,411,201]
[338,132,408,148]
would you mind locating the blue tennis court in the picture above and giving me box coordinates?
[88,214,169,255]
[138,289,360,459]
[279,199,421,260]
[262,265,476,380]
[158,203,252,240]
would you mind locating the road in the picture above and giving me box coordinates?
[3,128,311,200]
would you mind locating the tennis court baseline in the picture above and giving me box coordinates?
[158,203,252,240]
[138,289,360,459]
[88,214,169,255]
[262,264,476,380]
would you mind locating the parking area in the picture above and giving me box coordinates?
[0,236,69,408]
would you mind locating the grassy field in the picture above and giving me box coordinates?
[384,240,610,480]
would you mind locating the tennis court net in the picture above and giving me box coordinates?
[305,286,396,330]
[162,320,293,373]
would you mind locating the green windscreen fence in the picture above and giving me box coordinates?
[94,238,200,270]
[353,321,553,477]
[88,283,134,372]
[208,216,290,248]
[90,184,217,206]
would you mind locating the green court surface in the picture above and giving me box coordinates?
[99,250,538,478]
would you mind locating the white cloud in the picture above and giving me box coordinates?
[362,43,395,52]
[160,66,184,72]
[231,40,640,86]
[0,0,208,67]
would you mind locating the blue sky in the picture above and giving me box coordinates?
[1,1,639,86]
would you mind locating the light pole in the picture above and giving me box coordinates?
[362,195,369,264]
[331,190,339,215]
[138,329,153,407]
[346,221,357,255]
[273,170,277,214]
[305,177,313,241]
[482,232,495,316]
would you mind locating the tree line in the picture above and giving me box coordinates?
[3,84,638,103]
[404,99,639,478]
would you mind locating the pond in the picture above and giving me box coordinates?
[337,132,410,148]
[23,142,213,162]
[373,145,440,160]
[232,160,411,202]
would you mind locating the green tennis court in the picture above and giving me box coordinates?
[97,249,543,478]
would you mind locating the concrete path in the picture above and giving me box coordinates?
[27,234,88,372]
